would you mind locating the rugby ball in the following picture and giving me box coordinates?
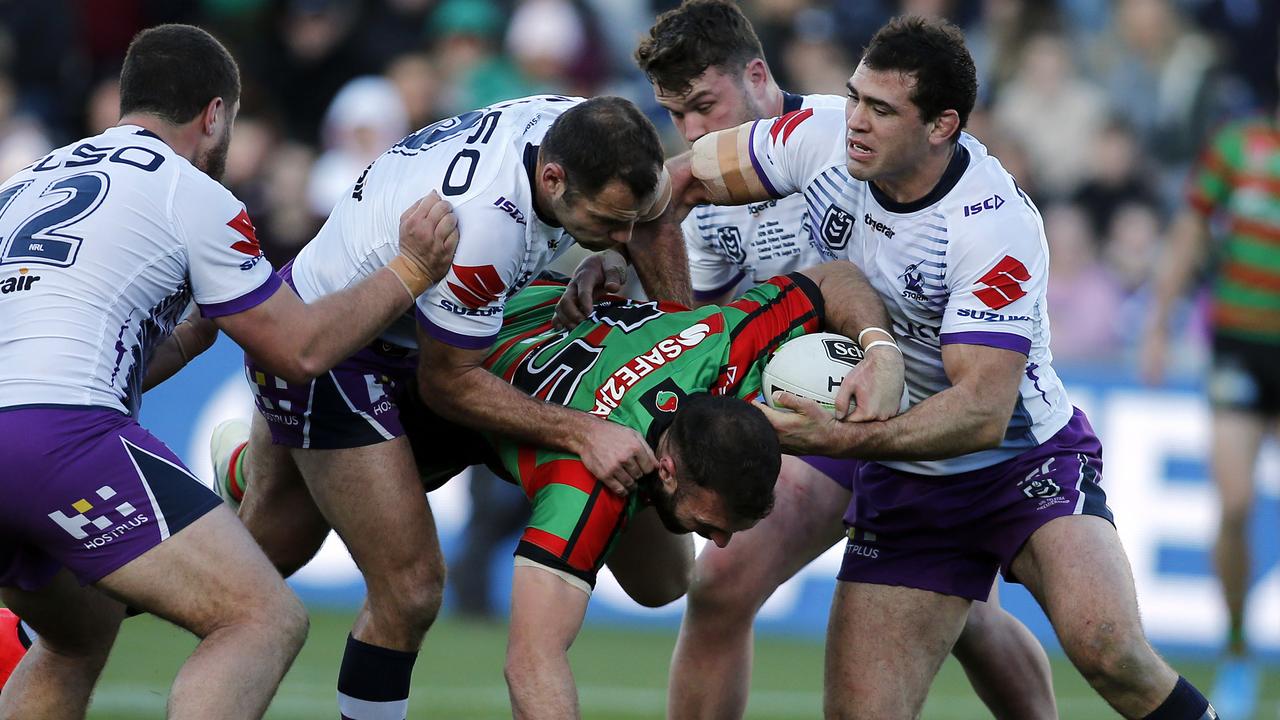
[762,333,863,412]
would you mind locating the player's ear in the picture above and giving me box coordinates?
[541,162,568,201]
[743,58,769,94]
[930,109,960,146]
[200,97,223,137]
[657,454,677,493]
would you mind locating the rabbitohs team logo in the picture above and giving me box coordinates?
[655,390,679,413]
[716,226,746,264]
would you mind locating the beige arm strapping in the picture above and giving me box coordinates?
[689,123,773,206]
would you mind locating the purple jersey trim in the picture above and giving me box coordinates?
[197,272,282,318]
[416,306,498,350]
[693,269,747,301]
[940,331,1031,355]
[747,120,782,199]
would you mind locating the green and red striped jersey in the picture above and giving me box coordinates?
[483,273,824,586]
[1188,118,1280,341]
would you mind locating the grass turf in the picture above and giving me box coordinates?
[79,608,1275,718]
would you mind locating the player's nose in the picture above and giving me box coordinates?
[608,225,634,246]
[709,531,731,548]
[683,116,706,144]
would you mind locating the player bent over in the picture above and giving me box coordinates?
[0,25,456,720]
[625,14,1216,720]
[217,257,905,718]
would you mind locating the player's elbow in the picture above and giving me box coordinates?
[972,404,1016,450]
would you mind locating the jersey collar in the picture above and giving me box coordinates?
[781,91,805,114]
[868,141,970,215]
[523,143,562,228]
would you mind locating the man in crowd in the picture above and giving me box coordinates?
[0,24,456,719]
[1141,87,1280,718]
[581,14,1215,720]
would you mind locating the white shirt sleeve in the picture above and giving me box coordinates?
[748,107,847,201]
[415,200,526,349]
[940,196,1047,355]
[176,176,281,318]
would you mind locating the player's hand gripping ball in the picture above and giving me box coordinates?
[761,333,863,413]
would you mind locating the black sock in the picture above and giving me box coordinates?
[336,634,417,720]
[1143,677,1217,720]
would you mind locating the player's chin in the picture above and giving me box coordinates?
[844,158,875,180]
[576,236,617,252]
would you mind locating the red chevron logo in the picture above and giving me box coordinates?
[447,264,505,309]
[227,209,262,257]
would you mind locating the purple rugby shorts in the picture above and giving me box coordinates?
[0,407,221,590]
[837,407,1112,601]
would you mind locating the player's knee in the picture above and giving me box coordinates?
[376,561,446,634]
[1065,623,1152,691]
[685,553,764,622]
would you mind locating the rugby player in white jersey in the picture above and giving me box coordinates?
[0,25,456,720]
[210,95,676,719]
[574,15,1218,720]
[628,3,1052,719]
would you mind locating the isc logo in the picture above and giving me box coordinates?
[963,194,1004,217]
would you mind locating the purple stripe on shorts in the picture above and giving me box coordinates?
[415,307,497,350]
[693,270,747,301]
[940,331,1030,355]
[747,120,781,199]
[198,272,282,318]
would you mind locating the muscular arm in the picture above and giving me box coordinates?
[505,564,590,720]
[142,316,218,392]
[416,329,656,492]
[765,342,1024,459]
[215,193,457,385]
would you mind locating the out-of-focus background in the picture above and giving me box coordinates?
[4,0,1278,716]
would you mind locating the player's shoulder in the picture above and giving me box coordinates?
[799,93,845,111]
[765,104,844,150]
[940,134,1037,227]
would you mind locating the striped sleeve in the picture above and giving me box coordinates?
[511,449,634,587]
[712,273,825,399]
[1187,124,1240,216]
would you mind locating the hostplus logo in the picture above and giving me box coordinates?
[48,485,149,549]
[898,263,927,302]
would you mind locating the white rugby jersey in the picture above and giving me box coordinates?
[0,125,280,415]
[289,95,579,350]
[748,107,1071,475]
[682,93,836,301]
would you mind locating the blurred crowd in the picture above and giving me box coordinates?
[0,0,1275,373]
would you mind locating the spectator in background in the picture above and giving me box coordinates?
[1092,0,1222,191]
[1044,203,1123,362]
[780,6,853,96]
[993,31,1107,199]
[506,0,610,97]
[385,52,443,130]
[430,0,539,115]
[1070,118,1161,240]
[0,75,51,180]
[307,76,408,216]
[1140,101,1280,720]
[258,141,321,265]
[84,77,121,135]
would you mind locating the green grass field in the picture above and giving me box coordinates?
[83,609,1276,719]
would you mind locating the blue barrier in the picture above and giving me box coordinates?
[142,336,1280,660]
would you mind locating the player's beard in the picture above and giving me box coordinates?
[198,123,232,182]
[649,481,691,535]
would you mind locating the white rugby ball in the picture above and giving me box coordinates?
[762,332,863,412]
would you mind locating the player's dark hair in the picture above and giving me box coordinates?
[860,15,977,138]
[542,96,664,202]
[636,0,766,96]
[120,24,241,125]
[668,393,777,521]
